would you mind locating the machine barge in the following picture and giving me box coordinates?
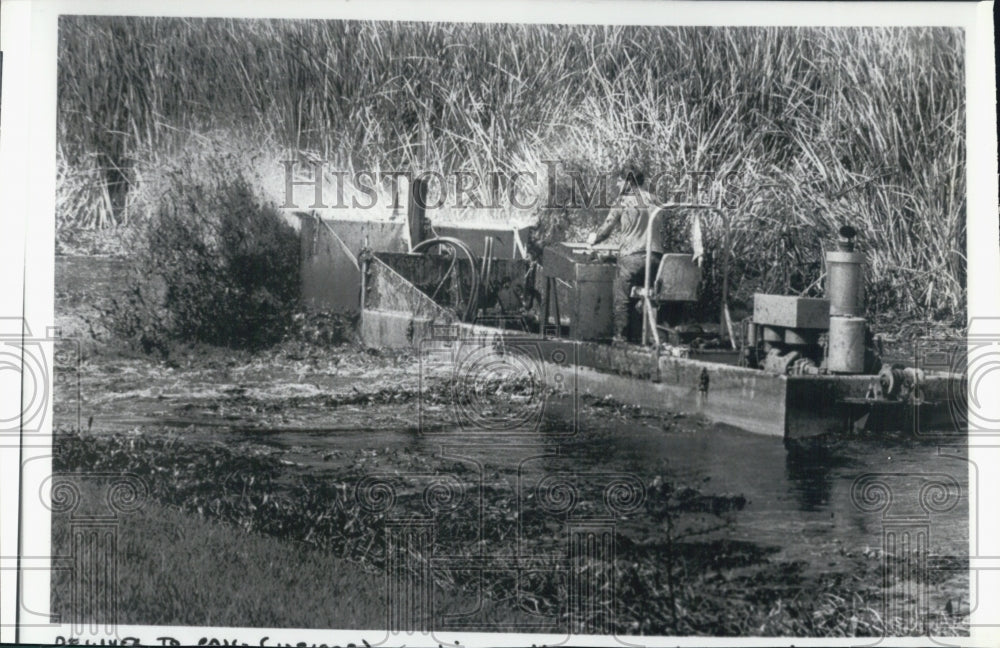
[297,195,965,446]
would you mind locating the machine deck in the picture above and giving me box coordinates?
[300,215,966,444]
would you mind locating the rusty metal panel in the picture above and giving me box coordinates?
[324,218,408,257]
[573,279,615,341]
[365,256,450,317]
[543,244,616,341]
[300,216,361,313]
[753,294,830,329]
[360,310,440,348]
[371,251,533,319]
[375,251,471,314]
[376,252,455,292]
[569,339,790,437]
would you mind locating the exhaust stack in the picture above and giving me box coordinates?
[826,226,866,373]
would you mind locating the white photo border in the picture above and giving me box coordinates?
[1,1,996,646]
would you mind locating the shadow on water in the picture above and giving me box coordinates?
[783,443,853,512]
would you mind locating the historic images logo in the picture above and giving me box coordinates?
[850,472,963,636]
[280,160,747,213]
[0,319,81,439]
[45,473,149,640]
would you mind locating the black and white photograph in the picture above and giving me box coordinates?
[1,1,997,645]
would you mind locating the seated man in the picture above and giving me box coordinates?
[587,167,703,343]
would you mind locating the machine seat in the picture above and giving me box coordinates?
[632,253,700,302]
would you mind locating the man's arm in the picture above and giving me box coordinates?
[690,210,704,266]
[588,208,621,246]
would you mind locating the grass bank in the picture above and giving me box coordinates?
[52,479,384,628]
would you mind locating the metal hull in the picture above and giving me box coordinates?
[361,305,966,443]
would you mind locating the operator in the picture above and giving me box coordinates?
[586,166,703,343]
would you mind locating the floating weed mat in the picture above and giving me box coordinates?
[51,428,965,635]
[54,430,393,565]
[58,342,467,431]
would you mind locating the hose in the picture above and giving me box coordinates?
[480,236,495,310]
[412,236,481,322]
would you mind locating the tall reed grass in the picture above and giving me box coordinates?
[57,18,965,323]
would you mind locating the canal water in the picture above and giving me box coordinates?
[229,397,968,577]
